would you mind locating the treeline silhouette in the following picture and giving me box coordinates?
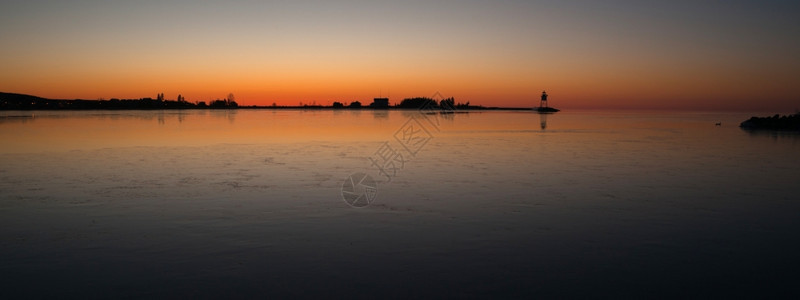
[2,92,494,110]
[0,92,238,110]
[397,97,468,109]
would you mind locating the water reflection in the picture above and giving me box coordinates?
[741,128,800,144]
[372,110,389,119]
[439,111,455,122]
[539,112,548,130]
[0,114,36,124]
[1,109,799,297]
[0,110,241,124]
[208,109,237,124]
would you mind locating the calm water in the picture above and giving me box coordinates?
[1,109,799,298]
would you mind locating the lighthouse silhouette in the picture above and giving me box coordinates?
[540,90,549,108]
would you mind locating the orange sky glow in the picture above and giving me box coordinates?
[2,1,799,111]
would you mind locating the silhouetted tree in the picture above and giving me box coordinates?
[439,97,455,110]
[349,101,362,108]
[399,97,437,108]
[332,101,344,108]
[208,93,239,108]
[210,99,227,107]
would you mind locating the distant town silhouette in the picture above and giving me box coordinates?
[0,92,525,111]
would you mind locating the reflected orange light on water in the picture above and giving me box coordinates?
[0,110,415,154]
[3,109,772,156]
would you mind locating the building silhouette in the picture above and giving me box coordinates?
[370,97,389,108]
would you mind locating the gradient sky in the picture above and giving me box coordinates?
[1,0,799,110]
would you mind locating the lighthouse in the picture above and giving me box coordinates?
[540,90,549,108]
[536,90,560,113]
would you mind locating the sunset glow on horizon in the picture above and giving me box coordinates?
[2,1,799,110]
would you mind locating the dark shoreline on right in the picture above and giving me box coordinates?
[740,113,800,131]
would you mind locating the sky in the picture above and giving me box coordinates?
[1,0,799,110]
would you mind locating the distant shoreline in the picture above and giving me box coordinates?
[0,107,537,111]
[0,91,536,111]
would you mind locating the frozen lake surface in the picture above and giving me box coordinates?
[1,109,799,297]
